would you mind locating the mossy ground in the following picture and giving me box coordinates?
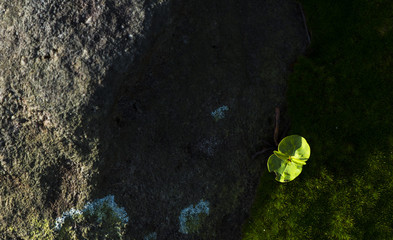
[242,0,393,239]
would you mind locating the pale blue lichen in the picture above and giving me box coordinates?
[179,199,210,234]
[54,195,128,231]
[83,195,129,224]
[54,208,83,230]
[211,105,229,121]
[144,232,157,240]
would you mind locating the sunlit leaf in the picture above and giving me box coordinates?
[273,150,289,161]
[267,135,311,182]
[267,154,303,182]
[278,135,310,161]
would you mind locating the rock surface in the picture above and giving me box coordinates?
[0,0,309,239]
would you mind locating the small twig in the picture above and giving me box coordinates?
[252,148,270,160]
[297,2,311,46]
[253,107,282,160]
[274,107,280,146]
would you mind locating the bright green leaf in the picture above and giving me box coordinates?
[291,158,307,165]
[267,154,303,182]
[278,135,310,161]
[273,150,289,161]
[267,135,311,182]
[267,154,287,173]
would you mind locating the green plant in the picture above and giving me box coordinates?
[29,217,55,240]
[267,135,310,182]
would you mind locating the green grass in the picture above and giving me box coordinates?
[242,0,393,239]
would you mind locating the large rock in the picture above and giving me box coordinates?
[0,0,309,239]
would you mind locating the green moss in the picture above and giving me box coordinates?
[243,0,393,239]
[28,217,56,240]
[0,88,96,238]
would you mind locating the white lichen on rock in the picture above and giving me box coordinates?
[144,232,157,240]
[211,105,229,121]
[179,199,210,234]
[55,208,83,230]
[55,195,128,231]
[83,195,129,224]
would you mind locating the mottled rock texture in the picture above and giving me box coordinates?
[0,0,309,239]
